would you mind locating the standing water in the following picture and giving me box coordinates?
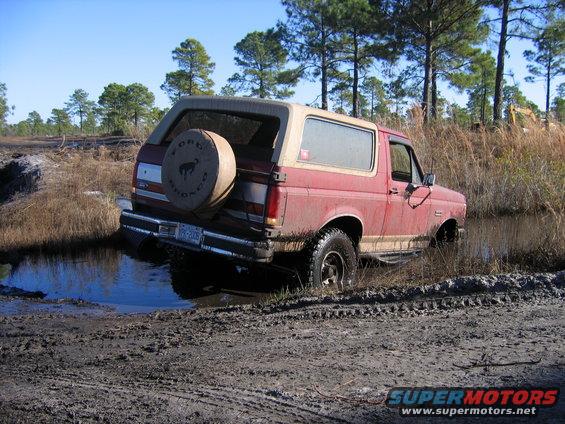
[0,246,278,313]
[0,213,562,313]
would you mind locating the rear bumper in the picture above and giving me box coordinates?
[120,209,274,263]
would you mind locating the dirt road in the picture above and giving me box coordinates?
[1,273,564,423]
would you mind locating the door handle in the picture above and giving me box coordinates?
[389,187,399,195]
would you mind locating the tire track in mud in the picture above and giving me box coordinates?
[261,287,565,324]
[250,272,564,324]
[13,373,351,423]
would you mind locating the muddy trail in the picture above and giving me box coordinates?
[1,272,563,423]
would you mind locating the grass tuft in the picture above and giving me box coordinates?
[0,146,138,253]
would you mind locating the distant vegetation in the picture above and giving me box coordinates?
[0,0,563,138]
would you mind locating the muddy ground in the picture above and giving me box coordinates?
[0,272,563,423]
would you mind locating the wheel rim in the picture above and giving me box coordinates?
[321,250,345,287]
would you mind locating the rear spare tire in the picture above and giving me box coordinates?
[161,129,236,217]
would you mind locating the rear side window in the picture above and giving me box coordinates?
[298,117,374,171]
[390,142,422,184]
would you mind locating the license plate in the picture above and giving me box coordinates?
[176,224,202,245]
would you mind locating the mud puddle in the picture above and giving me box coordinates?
[0,213,562,314]
[0,246,282,314]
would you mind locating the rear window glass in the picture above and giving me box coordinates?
[162,110,280,159]
[298,117,374,171]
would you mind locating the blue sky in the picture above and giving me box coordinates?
[0,0,560,124]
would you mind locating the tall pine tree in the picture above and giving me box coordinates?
[226,29,298,99]
[161,38,215,102]
[281,0,342,110]
[524,12,564,118]
[384,0,486,122]
[65,89,95,132]
[488,0,559,123]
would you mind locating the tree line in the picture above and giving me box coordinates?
[0,83,168,137]
[1,0,563,136]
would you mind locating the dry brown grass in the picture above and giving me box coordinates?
[356,211,564,288]
[0,146,138,253]
[1,122,563,254]
[404,123,565,217]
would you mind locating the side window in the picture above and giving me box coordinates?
[389,142,422,184]
[298,118,374,171]
[411,153,423,184]
[390,143,411,182]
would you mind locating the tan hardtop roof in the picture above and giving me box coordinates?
[147,95,410,147]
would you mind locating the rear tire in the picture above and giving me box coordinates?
[303,228,358,289]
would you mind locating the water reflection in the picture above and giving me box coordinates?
[0,214,561,313]
[0,245,283,313]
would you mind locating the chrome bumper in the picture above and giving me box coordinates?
[120,209,274,263]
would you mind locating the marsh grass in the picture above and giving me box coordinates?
[265,213,564,304]
[405,124,565,217]
[0,146,138,253]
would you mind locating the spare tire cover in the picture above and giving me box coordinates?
[161,129,236,213]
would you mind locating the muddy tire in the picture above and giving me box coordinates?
[303,228,357,289]
[161,129,236,217]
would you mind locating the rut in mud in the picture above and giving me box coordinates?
[0,272,563,423]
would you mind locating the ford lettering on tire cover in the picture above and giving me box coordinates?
[161,129,236,213]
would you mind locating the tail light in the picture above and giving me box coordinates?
[131,161,139,194]
[265,186,286,226]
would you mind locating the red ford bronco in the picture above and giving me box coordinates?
[120,96,466,287]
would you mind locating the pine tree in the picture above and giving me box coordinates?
[226,29,298,99]
[281,0,342,109]
[161,38,215,102]
[98,83,155,132]
[65,89,95,132]
[83,111,98,135]
[125,83,155,127]
[466,54,497,125]
[329,72,354,114]
[26,111,43,135]
[50,108,72,136]
[0,83,13,135]
[489,0,560,123]
[451,51,497,125]
[98,83,128,133]
[360,76,389,120]
[333,0,396,117]
[385,73,417,115]
[384,0,486,122]
[551,82,565,122]
[523,12,564,118]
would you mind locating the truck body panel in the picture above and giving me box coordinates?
[121,96,466,264]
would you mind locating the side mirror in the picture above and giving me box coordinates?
[405,182,418,195]
[423,173,436,187]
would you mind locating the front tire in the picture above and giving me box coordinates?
[303,228,358,289]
